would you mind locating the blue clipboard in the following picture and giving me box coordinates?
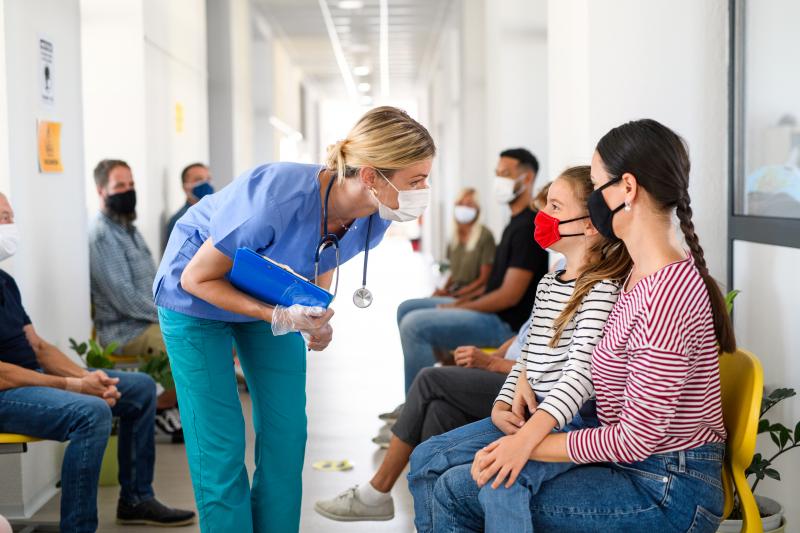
[229,248,333,309]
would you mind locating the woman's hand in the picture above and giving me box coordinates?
[271,305,334,336]
[304,323,333,351]
[512,371,537,422]
[453,346,493,369]
[472,434,536,489]
[491,401,525,436]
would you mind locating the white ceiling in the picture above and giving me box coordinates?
[252,0,451,99]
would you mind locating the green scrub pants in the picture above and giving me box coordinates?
[158,307,307,533]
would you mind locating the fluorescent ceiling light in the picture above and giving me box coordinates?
[318,0,358,100]
[269,116,303,141]
[358,82,371,92]
[338,0,364,9]
[379,0,389,98]
[353,65,371,76]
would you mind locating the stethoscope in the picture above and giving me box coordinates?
[314,176,374,308]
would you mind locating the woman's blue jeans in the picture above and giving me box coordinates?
[426,439,725,533]
[409,401,598,533]
[158,307,307,533]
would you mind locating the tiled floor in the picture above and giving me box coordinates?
[24,236,433,532]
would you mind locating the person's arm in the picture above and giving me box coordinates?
[24,325,88,378]
[451,335,516,373]
[455,267,533,313]
[316,269,334,291]
[0,360,68,391]
[452,264,492,297]
[89,234,158,322]
[180,238,278,322]
[453,230,496,297]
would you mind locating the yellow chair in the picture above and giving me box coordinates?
[0,433,42,454]
[719,348,764,533]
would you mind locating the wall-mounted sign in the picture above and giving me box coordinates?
[37,120,63,173]
[175,102,184,133]
[39,38,54,105]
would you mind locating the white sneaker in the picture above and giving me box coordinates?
[314,486,394,522]
[372,422,393,449]
[378,403,404,422]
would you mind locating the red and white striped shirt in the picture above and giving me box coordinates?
[567,257,726,464]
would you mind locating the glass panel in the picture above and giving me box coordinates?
[737,0,800,219]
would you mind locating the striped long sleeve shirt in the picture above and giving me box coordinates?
[496,273,620,429]
[567,258,727,464]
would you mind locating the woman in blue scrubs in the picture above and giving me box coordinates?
[153,106,435,532]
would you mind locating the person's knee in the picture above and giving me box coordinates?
[410,367,439,397]
[123,371,157,399]
[478,479,522,507]
[409,437,436,473]
[74,397,113,437]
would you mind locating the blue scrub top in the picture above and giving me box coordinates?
[153,162,392,322]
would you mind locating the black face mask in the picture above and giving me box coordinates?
[106,189,137,215]
[588,177,625,241]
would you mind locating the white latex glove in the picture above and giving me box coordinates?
[271,304,334,336]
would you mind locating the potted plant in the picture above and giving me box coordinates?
[718,387,799,533]
[137,350,174,393]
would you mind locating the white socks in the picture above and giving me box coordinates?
[357,482,392,506]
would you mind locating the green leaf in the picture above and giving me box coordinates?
[771,432,781,449]
[795,421,800,444]
[779,428,791,448]
[758,419,770,434]
[88,339,101,357]
[725,289,740,314]
[769,388,796,401]
[764,468,781,481]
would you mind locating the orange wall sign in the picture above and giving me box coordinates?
[37,120,63,173]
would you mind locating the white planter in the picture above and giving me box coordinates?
[718,495,784,532]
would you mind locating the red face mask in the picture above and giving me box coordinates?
[534,210,589,249]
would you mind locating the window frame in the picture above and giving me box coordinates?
[727,0,800,288]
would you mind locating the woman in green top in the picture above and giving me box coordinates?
[434,188,496,299]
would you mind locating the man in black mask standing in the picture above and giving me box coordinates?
[89,159,183,444]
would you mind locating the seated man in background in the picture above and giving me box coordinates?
[163,162,212,250]
[89,159,182,442]
[387,148,547,416]
[316,318,531,522]
[0,192,194,531]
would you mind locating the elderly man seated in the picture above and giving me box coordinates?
[0,192,194,533]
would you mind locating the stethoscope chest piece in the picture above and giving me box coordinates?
[353,287,373,308]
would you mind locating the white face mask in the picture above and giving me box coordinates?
[0,223,20,261]
[376,170,431,222]
[453,205,477,224]
[493,174,526,204]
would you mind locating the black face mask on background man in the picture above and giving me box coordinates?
[106,189,137,216]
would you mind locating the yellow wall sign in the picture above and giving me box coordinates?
[175,102,184,133]
[37,120,63,173]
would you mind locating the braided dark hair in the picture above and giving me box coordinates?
[596,119,735,353]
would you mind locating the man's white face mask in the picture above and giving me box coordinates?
[493,174,526,204]
[0,223,20,262]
